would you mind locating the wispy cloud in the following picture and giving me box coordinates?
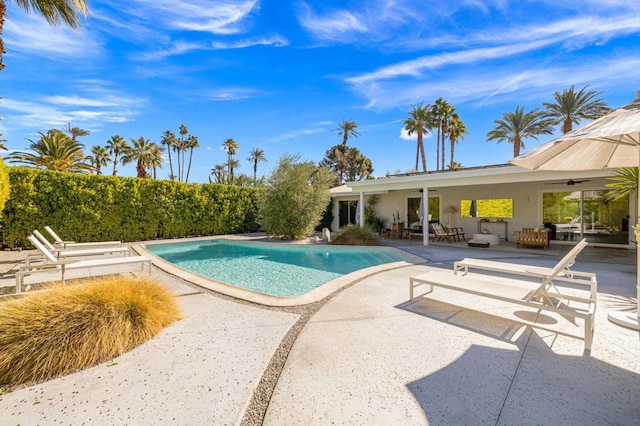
[2,85,143,134]
[4,10,101,60]
[267,122,331,144]
[212,35,289,49]
[204,87,262,101]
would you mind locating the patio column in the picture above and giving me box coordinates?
[423,187,429,246]
[359,191,365,227]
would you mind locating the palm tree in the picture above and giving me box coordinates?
[1,0,88,71]
[210,164,227,184]
[486,106,554,157]
[122,137,156,178]
[448,112,467,169]
[64,123,90,141]
[222,138,238,181]
[6,129,93,173]
[88,145,110,175]
[336,119,359,146]
[447,161,464,170]
[432,98,454,170]
[604,167,638,202]
[147,143,164,179]
[177,124,188,181]
[543,85,610,134]
[160,130,177,180]
[184,134,199,183]
[226,158,240,184]
[404,103,433,172]
[247,147,266,184]
[105,135,129,176]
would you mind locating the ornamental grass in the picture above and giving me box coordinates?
[0,276,181,388]
[330,225,381,246]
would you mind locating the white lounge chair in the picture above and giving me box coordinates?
[454,239,592,303]
[44,225,122,249]
[33,230,131,260]
[409,241,597,350]
[16,235,152,293]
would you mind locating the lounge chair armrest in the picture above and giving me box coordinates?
[24,259,81,270]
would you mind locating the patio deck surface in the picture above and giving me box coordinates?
[1,238,639,425]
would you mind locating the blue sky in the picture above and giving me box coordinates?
[1,0,639,183]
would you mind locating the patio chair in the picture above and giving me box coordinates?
[33,230,131,260]
[431,223,457,242]
[445,225,465,241]
[454,238,591,305]
[15,235,152,293]
[409,240,597,350]
[44,225,122,249]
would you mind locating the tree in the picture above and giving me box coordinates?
[222,138,238,183]
[105,135,129,176]
[605,167,638,202]
[160,130,177,180]
[88,145,110,175]
[247,147,266,184]
[336,119,359,146]
[122,137,158,178]
[320,144,373,185]
[404,103,433,172]
[0,0,88,71]
[543,85,610,134]
[448,112,467,169]
[177,124,188,181]
[148,143,164,179]
[486,106,553,157]
[210,163,227,184]
[257,154,334,240]
[64,123,90,141]
[447,161,464,170]
[184,134,199,183]
[6,129,93,173]
[432,98,454,171]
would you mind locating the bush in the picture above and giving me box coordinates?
[258,155,334,240]
[0,157,9,219]
[330,225,381,246]
[0,276,182,388]
[1,167,260,246]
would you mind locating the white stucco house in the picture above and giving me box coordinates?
[330,163,634,248]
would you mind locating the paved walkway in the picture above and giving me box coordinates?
[1,241,639,425]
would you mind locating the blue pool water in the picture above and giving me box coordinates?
[146,239,409,297]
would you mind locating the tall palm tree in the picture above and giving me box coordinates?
[432,98,454,171]
[336,119,359,146]
[177,124,189,181]
[247,147,266,184]
[543,85,610,134]
[226,158,240,184]
[184,134,199,183]
[122,137,155,178]
[404,103,433,172]
[88,145,109,175]
[222,138,238,181]
[160,130,177,180]
[105,135,129,176]
[1,0,88,71]
[448,112,467,169]
[486,106,554,157]
[6,129,92,173]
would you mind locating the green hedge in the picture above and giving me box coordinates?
[0,158,9,219]
[1,167,259,247]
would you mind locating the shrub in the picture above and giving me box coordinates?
[0,157,9,219]
[258,154,334,240]
[330,225,380,246]
[0,276,181,388]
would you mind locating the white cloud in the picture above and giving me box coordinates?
[205,88,261,101]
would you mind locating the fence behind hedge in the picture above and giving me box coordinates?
[1,167,260,247]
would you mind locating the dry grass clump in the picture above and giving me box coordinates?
[0,276,182,388]
[330,225,381,246]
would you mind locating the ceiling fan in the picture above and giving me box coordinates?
[545,179,590,186]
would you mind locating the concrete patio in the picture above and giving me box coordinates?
[1,240,639,425]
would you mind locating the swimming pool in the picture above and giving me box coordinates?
[145,239,412,298]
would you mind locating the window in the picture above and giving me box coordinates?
[460,199,513,218]
[407,197,439,225]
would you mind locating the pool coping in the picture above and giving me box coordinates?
[132,235,428,307]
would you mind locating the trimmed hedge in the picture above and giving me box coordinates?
[1,167,259,247]
[0,158,9,219]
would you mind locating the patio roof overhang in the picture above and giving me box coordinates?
[343,164,614,193]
